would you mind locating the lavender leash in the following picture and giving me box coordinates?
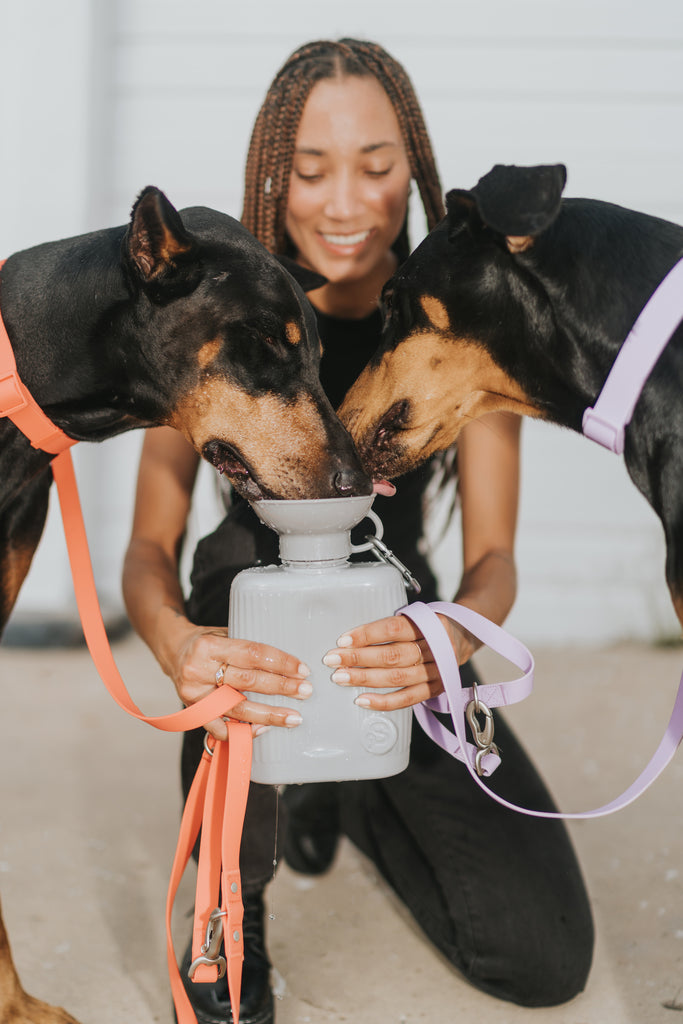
[402,601,683,819]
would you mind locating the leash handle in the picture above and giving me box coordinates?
[51,447,251,1024]
[51,449,245,730]
[404,601,683,818]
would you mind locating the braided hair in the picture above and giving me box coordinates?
[241,38,444,258]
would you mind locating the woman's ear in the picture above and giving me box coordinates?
[274,254,328,293]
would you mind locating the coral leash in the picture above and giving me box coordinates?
[0,260,250,1024]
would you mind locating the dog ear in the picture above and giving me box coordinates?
[274,254,328,293]
[470,164,567,252]
[445,189,481,241]
[125,187,197,284]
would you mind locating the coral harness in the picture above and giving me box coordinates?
[0,260,251,1024]
[1,255,683,1021]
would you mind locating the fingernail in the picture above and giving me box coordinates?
[253,725,271,737]
[331,670,351,684]
[354,696,371,708]
[285,713,303,727]
[297,681,313,698]
[337,634,353,647]
[298,662,311,677]
[323,652,342,667]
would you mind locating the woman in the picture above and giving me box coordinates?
[123,39,594,1024]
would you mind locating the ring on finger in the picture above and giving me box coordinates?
[215,663,227,684]
[411,641,422,665]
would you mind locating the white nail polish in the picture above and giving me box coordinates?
[253,725,272,737]
[298,662,311,677]
[285,713,303,727]
[354,696,371,708]
[297,681,313,698]
[322,652,342,667]
[337,634,353,647]
[331,670,351,684]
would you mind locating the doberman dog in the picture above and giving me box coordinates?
[339,163,683,626]
[0,186,369,1023]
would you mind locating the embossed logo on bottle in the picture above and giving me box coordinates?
[361,715,398,755]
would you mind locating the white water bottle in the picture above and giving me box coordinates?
[228,495,414,784]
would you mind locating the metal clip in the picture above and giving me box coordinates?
[188,908,227,980]
[465,683,499,777]
[364,535,422,594]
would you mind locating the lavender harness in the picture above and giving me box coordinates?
[403,256,683,818]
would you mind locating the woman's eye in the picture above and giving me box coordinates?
[294,170,323,182]
[365,167,392,178]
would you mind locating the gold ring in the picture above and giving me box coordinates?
[412,641,422,665]
[215,664,227,684]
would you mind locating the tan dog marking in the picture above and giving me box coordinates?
[0,899,78,1023]
[285,321,301,346]
[506,236,534,254]
[197,339,222,368]
[419,295,451,332]
[340,329,544,476]
[171,377,334,497]
[0,541,39,628]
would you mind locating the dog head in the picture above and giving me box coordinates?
[339,164,571,479]
[122,188,371,500]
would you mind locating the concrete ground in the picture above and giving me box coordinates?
[1,632,682,1024]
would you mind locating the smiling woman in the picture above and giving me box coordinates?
[284,76,412,316]
[122,37,594,1024]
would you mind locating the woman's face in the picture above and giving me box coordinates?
[285,75,412,288]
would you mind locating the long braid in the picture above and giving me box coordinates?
[241,39,444,256]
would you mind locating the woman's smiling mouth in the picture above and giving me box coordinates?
[319,229,373,252]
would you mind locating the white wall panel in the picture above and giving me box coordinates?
[3,0,683,644]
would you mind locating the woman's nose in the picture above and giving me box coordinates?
[323,172,364,220]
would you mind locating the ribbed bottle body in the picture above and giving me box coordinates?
[228,561,411,784]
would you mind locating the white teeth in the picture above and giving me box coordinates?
[322,230,370,246]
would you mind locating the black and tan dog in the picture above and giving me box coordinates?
[339,164,683,625]
[0,187,369,1023]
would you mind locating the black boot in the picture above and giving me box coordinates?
[282,782,340,875]
[180,891,274,1024]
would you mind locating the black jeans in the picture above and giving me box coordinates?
[180,654,594,1009]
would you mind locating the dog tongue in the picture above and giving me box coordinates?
[372,479,396,497]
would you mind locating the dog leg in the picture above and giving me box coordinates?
[0,898,80,1024]
[0,474,50,635]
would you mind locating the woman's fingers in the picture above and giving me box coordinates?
[321,612,464,709]
[355,678,444,712]
[332,613,422,651]
[204,698,305,740]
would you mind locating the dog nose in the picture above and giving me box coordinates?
[333,467,372,496]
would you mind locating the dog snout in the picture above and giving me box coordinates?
[333,465,373,497]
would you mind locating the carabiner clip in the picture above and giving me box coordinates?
[188,908,227,980]
[466,684,499,777]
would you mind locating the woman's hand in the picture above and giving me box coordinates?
[322,612,468,711]
[168,617,313,741]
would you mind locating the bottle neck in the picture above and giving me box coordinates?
[281,555,350,571]
[278,532,352,563]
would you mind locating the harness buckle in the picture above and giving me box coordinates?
[0,373,28,418]
[187,908,227,981]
